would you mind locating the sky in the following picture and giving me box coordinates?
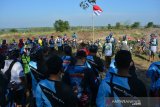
[0,0,160,28]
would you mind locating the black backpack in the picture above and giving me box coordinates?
[0,60,16,106]
[107,72,147,106]
[29,65,46,83]
[108,72,147,97]
[2,60,17,85]
[39,81,76,107]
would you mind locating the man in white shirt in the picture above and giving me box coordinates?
[49,36,55,51]
[103,38,113,68]
[56,36,63,52]
[1,49,26,107]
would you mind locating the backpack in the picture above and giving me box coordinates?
[39,81,66,107]
[49,39,54,45]
[3,60,17,85]
[86,56,102,86]
[107,72,147,106]
[29,64,46,83]
[0,60,16,106]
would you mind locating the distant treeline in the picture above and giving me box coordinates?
[0,21,160,34]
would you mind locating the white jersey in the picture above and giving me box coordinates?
[56,38,63,47]
[104,43,112,56]
[1,60,24,90]
[122,40,127,45]
[121,40,129,51]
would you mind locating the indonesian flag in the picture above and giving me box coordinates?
[93,5,103,16]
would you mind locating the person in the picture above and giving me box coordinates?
[86,45,105,73]
[110,35,116,55]
[78,42,90,56]
[49,36,55,51]
[12,39,18,46]
[102,38,113,68]
[21,48,31,102]
[38,37,43,46]
[107,58,137,78]
[149,33,158,62]
[29,47,47,106]
[63,50,97,107]
[1,39,8,56]
[72,32,78,39]
[85,45,105,105]
[121,35,129,51]
[72,32,78,48]
[0,54,7,106]
[63,34,69,45]
[42,37,48,47]
[56,35,63,52]
[96,50,147,107]
[36,55,76,107]
[61,45,74,72]
[140,37,146,53]
[1,49,26,107]
[146,56,160,97]
[18,39,24,50]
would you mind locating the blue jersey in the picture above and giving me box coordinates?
[147,61,160,90]
[61,56,72,72]
[96,72,147,107]
[63,65,94,99]
[36,79,76,107]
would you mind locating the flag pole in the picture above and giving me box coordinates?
[92,9,95,43]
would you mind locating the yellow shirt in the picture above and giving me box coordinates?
[38,39,42,46]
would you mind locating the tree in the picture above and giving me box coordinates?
[54,20,70,32]
[146,22,154,28]
[108,24,112,29]
[131,22,140,29]
[10,28,18,33]
[115,22,121,29]
[125,25,130,29]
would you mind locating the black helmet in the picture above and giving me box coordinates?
[64,45,72,56]
[8,49,19,59]
[89,45,98,53]
[30,47,43,61]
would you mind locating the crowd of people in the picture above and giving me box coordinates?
[0,32,160,107]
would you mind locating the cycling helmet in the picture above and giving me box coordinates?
[89,44,98,53]
[8,49,20,59]
[30,47,43,61]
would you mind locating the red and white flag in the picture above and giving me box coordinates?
[93,5,103,16]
